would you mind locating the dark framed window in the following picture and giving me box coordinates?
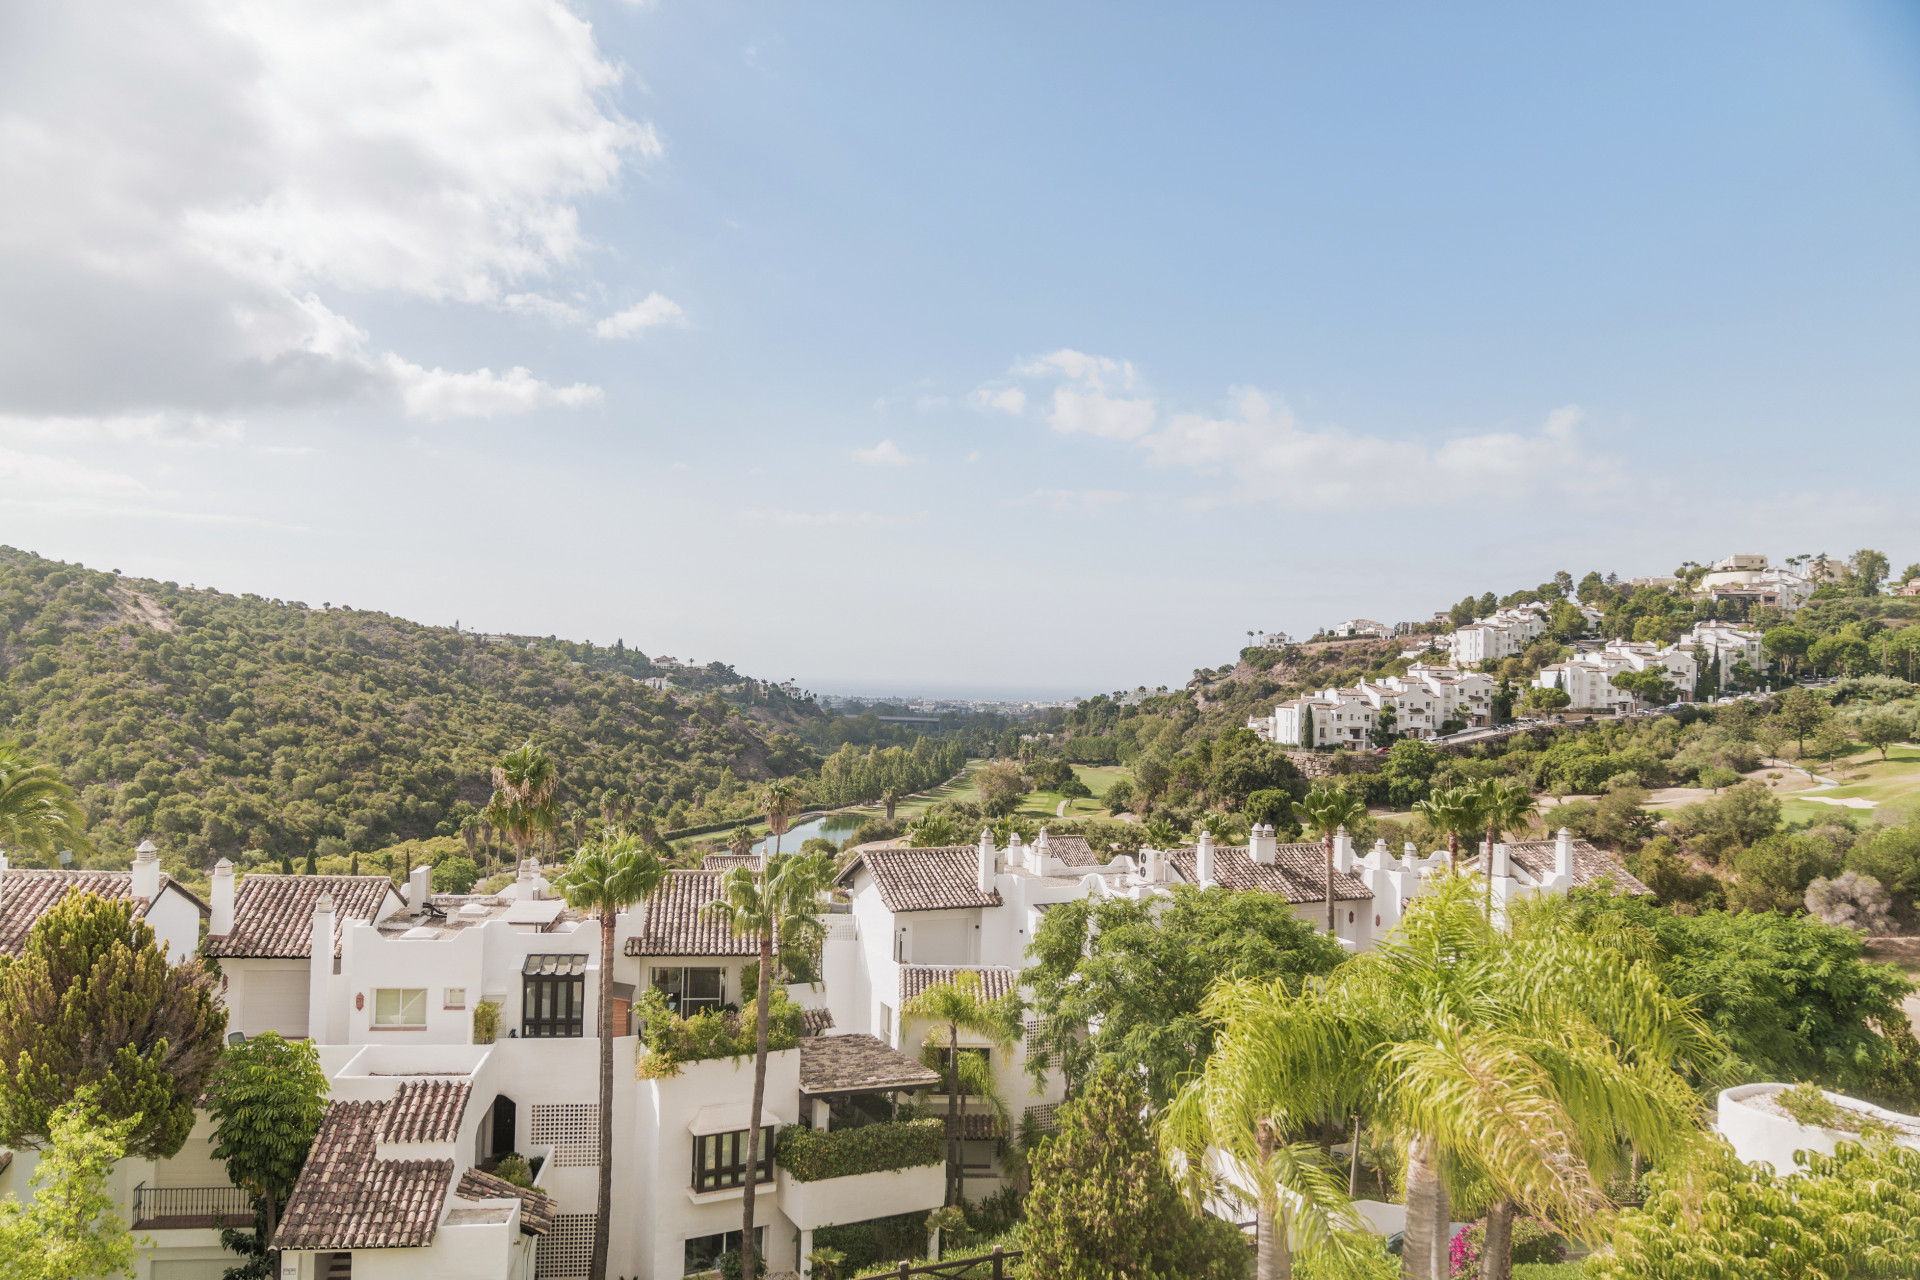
[522,954,587,1038]
[684,1228,764,1275]
[652,966,724,1015]
[691,1127,773,1193]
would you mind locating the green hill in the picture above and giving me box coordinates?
[0,546,825,884]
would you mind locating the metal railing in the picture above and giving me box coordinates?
[132,1184,254,1228]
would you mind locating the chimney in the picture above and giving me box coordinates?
[1367,838,1390,868]
[407,864,432,911]
[1196,830,1215,889]
[210,859,236,936]
[976,829,996,894]
[1492,842,1510,878]
[1554,828,1574,878]
[131,842,161,903]
[1007,831,1025,871]
[1334,827,1356,874]
[1403,842,1418,868]
[1031,828,1050,871]
[311,892,335,963]
[1249,823,1277,865]
[0,851,8,874]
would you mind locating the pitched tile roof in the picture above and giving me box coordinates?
[837,846,1001,913]
[801,1007,835,1036]
[624,870,758,957]
[899,966,1020,1004]
[1167,844,1373,904]
[1035,834,1100,867]
[702,853,762,872]
[381,1079,470,1144]
[275,1100,452,1250]
[204,874,400,959]
[799,1033,942,1096]
[455,1168,555,1236]
[948,1112,1005,1140]
[0,869,209,957]
[1461,838,1653,896]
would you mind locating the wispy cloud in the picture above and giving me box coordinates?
[595,293,685,339]
[851,439,912,466]
[967,387,1026,415]
[1017,488,1129,513]
[744,509,927,528]
[384,356,602,420]
[0,413,244,447]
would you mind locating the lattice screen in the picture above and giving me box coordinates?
[529,1103,602,1167]
[536,1214,597,1278]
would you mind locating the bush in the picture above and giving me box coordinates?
[432,855,480,894]
[814,1212,930,1274]
[775,1118,944,1182]
[1511,1266,1585,1280]
[492,1152,533,1188]
[717,1249,766,1280]
[634,986,802,1077]
[1450,1217,1567,1275]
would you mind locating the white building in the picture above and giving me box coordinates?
[1446,602,1554,666]
[1698,555,1814,613]
[1329,619,1391,639]
[1532,640,1700,711]
[1681,621,1769,684]
[1245,665,1494,745]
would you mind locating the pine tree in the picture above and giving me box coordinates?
[0,893,226,1158]
[1023,1072,1249,1280]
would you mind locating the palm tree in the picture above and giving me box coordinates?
[1293,785,1368,932]
[0,741,87,863]
[703,851,836,1280]
[1197,875,1718,1280]
[553,835,666,1280]
[483,740,560,868]
[902,971,1021,1205]
[459,815,481,864]
[1471,779,1537,919]
[1162,1026,1374,1280]
[1141,817,1181,849]
[726,824,756,859]
[1412,785,1487,872]
[758,780,802,860]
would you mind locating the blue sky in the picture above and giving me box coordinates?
[2,2,1917,697]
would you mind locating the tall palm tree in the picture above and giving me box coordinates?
[704,851,835,1280]
[553,835,666,1280]
[1293,785,1368,932]
[0,741,87,863]
[1162,1028,1374,1280]
[1471,780,1537,919]
[758,780,802,860]
[903,971,1022,1205]
[726,824,756,859]
[1196,875,1718,1280]
[482,740,560,867]
[1412,785,1487,872]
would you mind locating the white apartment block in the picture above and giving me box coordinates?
[1698,555,1814,613]
[1245,665,1495,746]
[1447,602,1550,665]
[1533,639,1700,711]
[1681,622,1769,682]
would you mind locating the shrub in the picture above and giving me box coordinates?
[814,1211,930,1274]
[717,1249,766,1280]
[472,1000,501,1045]
[492,1152,533,1188]
[634,986,802,1078]
[775,1118,944,1182]
[1450,1217,1567,1275]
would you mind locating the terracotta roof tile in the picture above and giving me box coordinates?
[701,853,762,872]
[455,1167,555,1236]
[899,966,1020,1004]
[276,1100,451,1250]
[204,874,400,959]
[381,1079,470,1144]
[1035,835,1100,867]
[624,871,758,957]
[1462,838,1652,896]
[801,1007,835,1036]
[799,1033,942,1096]
[0,870,210,957]
[837,847,1001,913]
[1167,844,1373,904]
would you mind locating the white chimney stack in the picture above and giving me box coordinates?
[1032,827,1050,870]
[976,829,996,894]
[1251,824,1278,864]
[1333,826,1354,874]
[408,864,432,910]
[131,842,161,903]
[1007,831,1025,872]
[1554,828,1574,879]
[1196,830,1215,888]
[210,859,235,936]
[1492,842,1510,878]
[310,892,335,963]
[0,851,9,874]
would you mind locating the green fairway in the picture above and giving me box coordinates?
[1780,743,1920,825]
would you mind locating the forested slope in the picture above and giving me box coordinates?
[0,547,823,879]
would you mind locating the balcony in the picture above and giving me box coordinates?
[133,1184,254,1231]
[774,1118,945,1231]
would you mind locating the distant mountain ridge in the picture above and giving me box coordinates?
[0,546,823,881]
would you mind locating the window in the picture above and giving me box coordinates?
[877,1003,893,1045]
[691,1127,773,1193]
[651,966,724,1015]
[373,988,427,1028]
[522,955,587,1038]
[444,987,466,1010]
[684,1228,764,1276]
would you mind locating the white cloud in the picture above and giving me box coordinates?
[967,387,1026,415]
[0,0,648,422]
[1018,488,1129,513]
[504,293,589,325]
[0,446,152,500]
[595,293,684,338]
[0,412,244,447]
[384,357,602,420]
[1008,350,1619,508]
[851,439,911,466]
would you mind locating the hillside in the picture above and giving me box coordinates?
[0,547,825,883]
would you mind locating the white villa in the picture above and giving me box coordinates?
[0,806,1651,1280]
[1247,665,1497,746]
[1697,555,1814,613]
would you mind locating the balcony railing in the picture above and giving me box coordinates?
[132,1184,254,1230]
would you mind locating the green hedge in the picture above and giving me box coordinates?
[776,1118,944,1183]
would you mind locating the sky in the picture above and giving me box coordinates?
[2,2,1918,700]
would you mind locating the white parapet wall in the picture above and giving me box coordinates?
[1718,1083,1920,1171]
[775,1162,945,1233]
